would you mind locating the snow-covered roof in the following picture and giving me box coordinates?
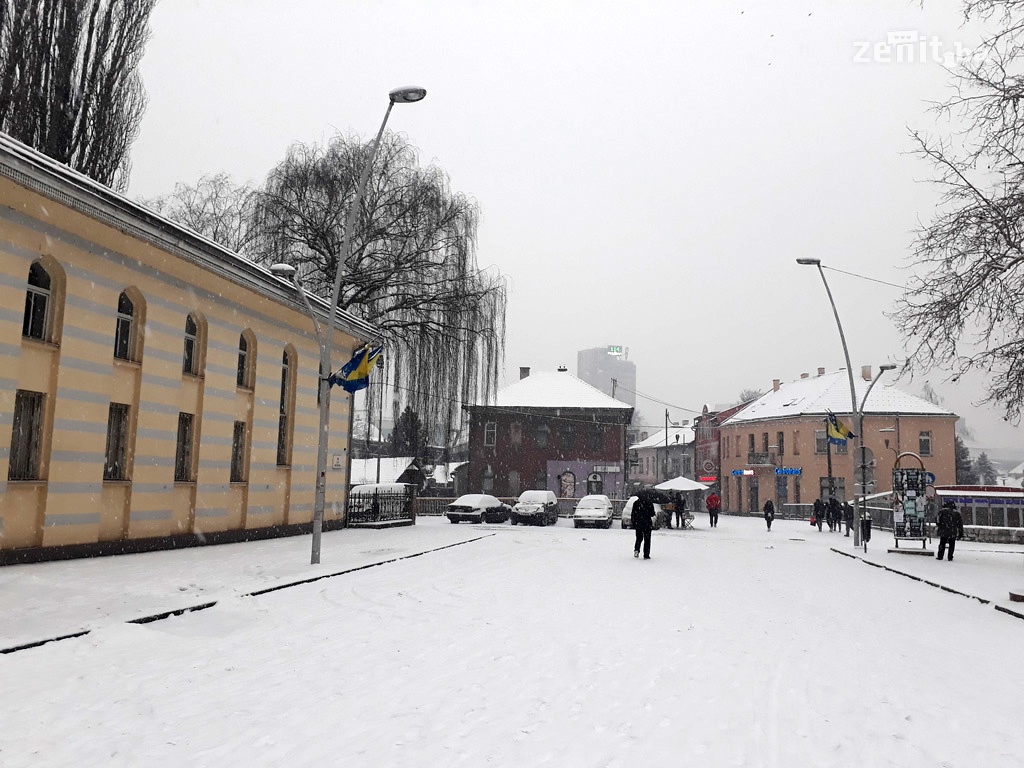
[722,370,956,425]
[1008,462,1024,478]
[349,457,419,485]
[629,426,695,450]
[490,371,633,410]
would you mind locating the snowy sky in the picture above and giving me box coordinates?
[2,516,1023,765]
[126,1,1022,454]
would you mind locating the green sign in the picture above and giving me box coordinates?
[607,345,623,355]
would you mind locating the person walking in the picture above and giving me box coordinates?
[632,493,655,559]
[936,500,965,561]
[843,500,854,537]
[813,497,824,532]
[705,491,721,528]
[763,498,775,531]
[828,496,842,533]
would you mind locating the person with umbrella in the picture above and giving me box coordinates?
[632,488,670,559]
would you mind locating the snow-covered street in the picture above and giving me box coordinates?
[2,515,1023,767]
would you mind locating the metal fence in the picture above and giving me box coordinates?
[348,490,415,525]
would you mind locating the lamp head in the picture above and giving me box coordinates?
[389,86,427,104]
[796,258,822,266]
[879,364,897,372]
[269,263,297,278]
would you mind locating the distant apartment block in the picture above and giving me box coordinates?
[577,346,636,407]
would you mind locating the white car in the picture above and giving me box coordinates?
[619,496,663,530]
[446,494,511,524]
[573,494,614,528]
[510,489,559,526]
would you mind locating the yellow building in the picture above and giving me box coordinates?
[0,134,376,560]
[719,367,958,514]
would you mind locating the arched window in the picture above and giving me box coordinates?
[276,347,296,466]
[114,291,135,361]
[22,261,51,340]
[113,288,146,363]
[183,314,199,375]
[236,330,257,389]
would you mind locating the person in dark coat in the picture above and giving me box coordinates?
[813,497,824,531]
[675,493,688,528]
[763,499,775,531]
[631,494,655,559]
[705,491,721,528]
[828,496,842,534]
[842,500,854,537]
[936,500,965,561]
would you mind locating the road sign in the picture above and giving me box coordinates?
[854,462,875,488]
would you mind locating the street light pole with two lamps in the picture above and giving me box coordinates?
[796,257,865,547]
[270,85,426,565]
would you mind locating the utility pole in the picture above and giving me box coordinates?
[611,377,617,400]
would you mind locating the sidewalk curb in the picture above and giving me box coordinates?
[1,534,495,655]
[829,547,1024,623]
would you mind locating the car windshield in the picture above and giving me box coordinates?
[577,500,605,509]
[518,491,549,503]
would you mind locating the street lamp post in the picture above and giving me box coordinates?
[857,363,896,534]
[270,85,426,565]
[796,257,864,546]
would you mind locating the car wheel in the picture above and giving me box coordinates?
[449,518,458,524]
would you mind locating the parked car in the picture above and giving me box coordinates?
[573,494,614,528]
[510,489,559,526]
[446,493,511,524]
[619,495,663,530]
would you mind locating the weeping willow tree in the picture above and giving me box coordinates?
[0,0,155,191]
[250,132,506,449]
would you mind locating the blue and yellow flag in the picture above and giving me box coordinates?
[330,344,384,393]
[825,410,855,444]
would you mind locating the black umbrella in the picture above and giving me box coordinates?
[638,488,671,505]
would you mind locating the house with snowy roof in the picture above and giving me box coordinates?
[464,366,634,499]
[718,366,957,515]
[627,425,695,488]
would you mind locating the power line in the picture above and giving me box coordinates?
[612,384,703,415]
[822,265,905,290]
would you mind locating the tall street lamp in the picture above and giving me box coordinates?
[857,363,896,532]
[796,257,864,546]
[270,85,426,565]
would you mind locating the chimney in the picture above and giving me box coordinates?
[772,379,781,392]
[519,366,530,380]
[817,367,825,376]
[861,365,872,381]
[557,365,568,372]
[800,372,809,379]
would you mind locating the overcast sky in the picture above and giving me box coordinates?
[126,0,1021,455]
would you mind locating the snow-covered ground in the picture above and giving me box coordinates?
[2,515,1023,767]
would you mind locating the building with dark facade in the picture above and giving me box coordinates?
[465,367,633,499]
[576,346,636,407]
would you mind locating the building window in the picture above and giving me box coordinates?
[748,434,755,453]
[919,431,932,457]
[276,348,295,466]
[484,421,497,447]
[536,424,549,448]
[589,426,603,451]
[8,390,44,480]
[510,422,522,445]
[182,314,199,375]
[736,436,741,458]
[22,261,51,341]
[237,331,256,389]
[723,435,729,458]
[231,420,249,482]
[103,403,131,481]
[762,433,769,453]
[815,429,827,454]
[174,412,195,482]
[776,431,785,456]
[835,440,848,455]
[793,431,800,456]
[794,475,801,504]
[113,291,135,361]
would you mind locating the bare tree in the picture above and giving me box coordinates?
[738,388,763,403]
[0,0,154,190]
[896,0,1024,421]
[142,174,260,254]
[251,131,507,443]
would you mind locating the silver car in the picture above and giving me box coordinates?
[573,494,614,528]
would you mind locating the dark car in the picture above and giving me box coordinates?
[446,493,511,524]
[510,489,560,526]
